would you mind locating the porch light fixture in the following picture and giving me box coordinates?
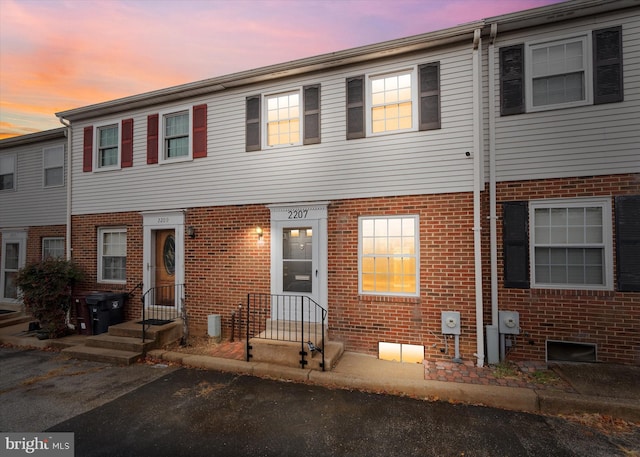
[256,226,263,239]
[187,226,196,239]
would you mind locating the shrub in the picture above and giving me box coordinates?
[16,259,84,338]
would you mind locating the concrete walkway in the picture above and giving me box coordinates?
[1,317,638,423]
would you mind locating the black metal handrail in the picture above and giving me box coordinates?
[140,284,185,342]
[245,293,327,370]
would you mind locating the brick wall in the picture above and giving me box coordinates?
[493,173,640,365]
[26,225,66,264]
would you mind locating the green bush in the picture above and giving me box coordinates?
[16,259,84,338]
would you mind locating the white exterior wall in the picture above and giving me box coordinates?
[490,8,640,182]
[0,136,67,227]
[69,43,478,215]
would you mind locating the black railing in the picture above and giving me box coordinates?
[140,284,185,342]
[245,293,327,370]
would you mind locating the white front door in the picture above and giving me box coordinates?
[1,231,27,303]
[269,202,328,322]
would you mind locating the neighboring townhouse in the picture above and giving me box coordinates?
[0,128,68,310]
[53,0,638,367]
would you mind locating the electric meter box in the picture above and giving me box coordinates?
[441,311,461,335]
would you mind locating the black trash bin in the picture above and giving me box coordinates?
[85,292,128,335]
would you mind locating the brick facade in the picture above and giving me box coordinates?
[493,173,640,364]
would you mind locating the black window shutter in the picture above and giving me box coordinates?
[346,76,365,139]
[246,95,261,152]
[303,84,321,145]
[593,26,623,105]
[500,44,525,116]
[419,62,441,130]
[503,201,530,288]
[615,195,640,292]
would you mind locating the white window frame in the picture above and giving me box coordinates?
[94,121,121,171]
[529,197,613,290]
[0,154,16,192]
[358,215,420,297]
[262,89,302,148]
[525,33,593,113]
[366,67,419,137]
[42,237,65,260]
[159,106,192,163]
[43,145,65,188]
[97,227,127,284]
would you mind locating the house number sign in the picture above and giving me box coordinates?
[268,202,328,221]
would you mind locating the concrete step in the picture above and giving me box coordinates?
[60,345,142,366]
[107,319,183,347]
[0,313,33,329]
[249,338,344,371]
[85,334,155,353]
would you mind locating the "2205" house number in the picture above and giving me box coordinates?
[288,209,309,219]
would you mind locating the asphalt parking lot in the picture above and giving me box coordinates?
[1,348,638,457]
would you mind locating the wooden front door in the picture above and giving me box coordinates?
[154,229,175,306]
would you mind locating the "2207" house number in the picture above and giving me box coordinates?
[288,209,309,219]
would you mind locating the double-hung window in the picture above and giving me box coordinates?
[527,35,591,111]
[530,198,612,289]
[359,216,419,296]
[42,237,64,260]
[96,124,119,169]
[369,70,415,134]
[163,110,190,160]
[266,91,301,147]
[43,145,64,187]
[98,228,126,283]
[0,154,16,191]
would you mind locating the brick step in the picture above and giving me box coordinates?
[85,334,156,353]
[61,345,142,366]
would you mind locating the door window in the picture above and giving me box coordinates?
[282,227,313,293]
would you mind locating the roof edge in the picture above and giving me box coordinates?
[0,127,67,148]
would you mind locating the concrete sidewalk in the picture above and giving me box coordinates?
[1,316,638,423]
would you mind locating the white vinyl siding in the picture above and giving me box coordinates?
[0,136,66,227]
[69,44,476,215]
[492,10,640,182]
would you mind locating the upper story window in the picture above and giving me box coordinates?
[359,215,419,297]
[500,26,623,115]
[245,85,320,152]
[527,35,591,111]
[0,154,16,191]
[97,124,120,169]
[42,237,64,260]
[163,110,190,160]
[347,62,440,140]
[83,119,133,172]
[369,70,415,135]
[98,227,127,283]
[266,91,301,147]
[43,145,64,187]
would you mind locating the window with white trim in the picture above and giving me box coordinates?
[0,154,16,191]
[162,109,191,161]
[265,91,301,147]
[367,69,417,136]
[98,227,126,283]
[530,198,612,289]
[43,145,64,187]
[96,123,120,169]
[42,237,64,260]
[359,216,419,296]
[526,35,591,111]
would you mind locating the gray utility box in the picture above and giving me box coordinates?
[85,292,128,335]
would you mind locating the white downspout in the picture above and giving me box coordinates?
[488,23,500,358]
[58,116,72,261]
[472,28,485,368]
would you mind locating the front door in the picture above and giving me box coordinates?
[153,229,175,306]
[1,231,26,303]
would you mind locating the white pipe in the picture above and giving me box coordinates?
[472,29,485,368]
[58,116,72,261]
